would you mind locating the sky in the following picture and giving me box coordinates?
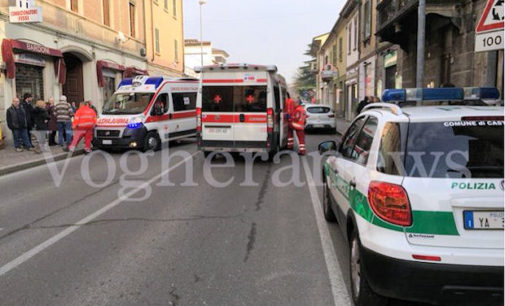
[183,0,345,84]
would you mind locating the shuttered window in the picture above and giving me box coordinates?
[70,0,78,12]
[129,2,136,38]
[103,0,110,26]
[155,29,160,54]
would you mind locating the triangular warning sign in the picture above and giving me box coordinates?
[476,0,504,33]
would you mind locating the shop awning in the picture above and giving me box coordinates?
[123,66,149,78]
[96,60,126,87]
[1,39,64,81]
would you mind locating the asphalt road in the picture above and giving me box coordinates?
[0,132,361,306]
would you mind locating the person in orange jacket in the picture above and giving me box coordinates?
[67,101,97,153]
[291,99,307,155]
[285,97,295,149]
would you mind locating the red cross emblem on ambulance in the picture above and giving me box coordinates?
[213,95,222,104]
[246,95,255,104]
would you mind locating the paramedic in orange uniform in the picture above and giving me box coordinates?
[68,101,97,153]
[285,98,295,149]
[291,99,307,155]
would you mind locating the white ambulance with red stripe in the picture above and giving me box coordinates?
[195,63,289,157]
[93,76,198,151]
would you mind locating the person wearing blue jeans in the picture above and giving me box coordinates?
[57,121,72,147]
[12,128,32,151]
[54,96,73,149]
[6,97,33,152]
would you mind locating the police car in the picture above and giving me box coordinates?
[318,87,504,305]
[94,76,198,151]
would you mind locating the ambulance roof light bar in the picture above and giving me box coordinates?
[382,87,500,104]
[197,63,278,72]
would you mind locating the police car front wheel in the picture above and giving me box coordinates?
[350,230,389,306]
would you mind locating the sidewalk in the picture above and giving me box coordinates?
[336,116,351,135]
[0,144,84,177]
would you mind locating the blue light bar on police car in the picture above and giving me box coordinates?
[382,87,500,102]
[463,87,500,100]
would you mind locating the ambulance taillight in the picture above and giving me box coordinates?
[196,108,202,132]
[267,108,274,133]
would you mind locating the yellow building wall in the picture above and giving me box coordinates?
[145,0,184,75]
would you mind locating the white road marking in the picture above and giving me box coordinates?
[302,158,351,306]
[0,151,198,277]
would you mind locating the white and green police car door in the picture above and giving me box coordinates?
[325,116,376,220]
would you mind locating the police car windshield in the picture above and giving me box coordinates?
[102,92,154,115]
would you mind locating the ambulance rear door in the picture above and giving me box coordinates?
[201,71,268,148]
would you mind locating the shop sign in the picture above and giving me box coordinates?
[384,51,397,68]
[14,53,45,67]
[9,0,42,23]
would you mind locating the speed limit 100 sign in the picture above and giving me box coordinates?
[475,0,504,52]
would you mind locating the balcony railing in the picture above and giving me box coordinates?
[377,0,418,32]
[321,70,338,81]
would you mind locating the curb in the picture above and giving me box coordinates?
[0,149,85,177]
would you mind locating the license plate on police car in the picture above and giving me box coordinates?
[313,124,324,128]
[102,140,112,145]
[464,211,504,230]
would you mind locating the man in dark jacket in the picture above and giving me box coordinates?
[21,93,34,134]
[356,96,370,115]
[6,98,33,152]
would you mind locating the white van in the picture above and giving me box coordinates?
[195,63,289,157]
[93,76,198,151]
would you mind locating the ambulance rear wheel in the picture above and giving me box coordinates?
[143,131,161,152]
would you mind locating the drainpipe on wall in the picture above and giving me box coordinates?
[150,0,155,63]
[416,0,426,92]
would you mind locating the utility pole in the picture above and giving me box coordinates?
[416,0,426,89]
[199,0,206,67]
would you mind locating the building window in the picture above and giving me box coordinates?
[173,0,177,16]
[164,0,168,10]
[363,0,372,41]
[339,37,343,62]
[348,25,352,55]
[354,16,358,51]
[70,0,78,12]
[155,28,160,54]
[332,44,337,67]
[174,39,179,62]
[103,0,110,26]
[129,2,136,38]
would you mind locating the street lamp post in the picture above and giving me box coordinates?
[199,0,207,67]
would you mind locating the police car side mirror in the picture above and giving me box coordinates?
[318,141,337,155]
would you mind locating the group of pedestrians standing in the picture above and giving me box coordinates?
[6,94,97,154]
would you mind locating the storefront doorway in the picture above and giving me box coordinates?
[62,52,84,104]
